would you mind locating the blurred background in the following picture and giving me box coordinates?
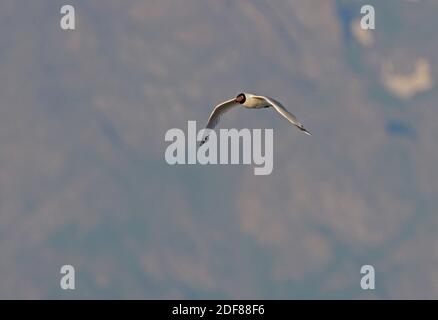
[0,0,437,299]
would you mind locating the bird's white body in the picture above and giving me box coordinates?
[240,93,269,109]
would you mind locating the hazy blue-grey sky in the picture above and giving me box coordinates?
[0,0,437,299]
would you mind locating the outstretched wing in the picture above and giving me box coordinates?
[262,96,311,135]
[200,98,238,145]
[204,98,238,129]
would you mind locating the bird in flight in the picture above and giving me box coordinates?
[200,93,311,145]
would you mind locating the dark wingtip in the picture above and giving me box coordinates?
[301,127,311,136]
[199,136,208,146]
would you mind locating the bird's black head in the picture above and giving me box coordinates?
[235,93,246,104]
